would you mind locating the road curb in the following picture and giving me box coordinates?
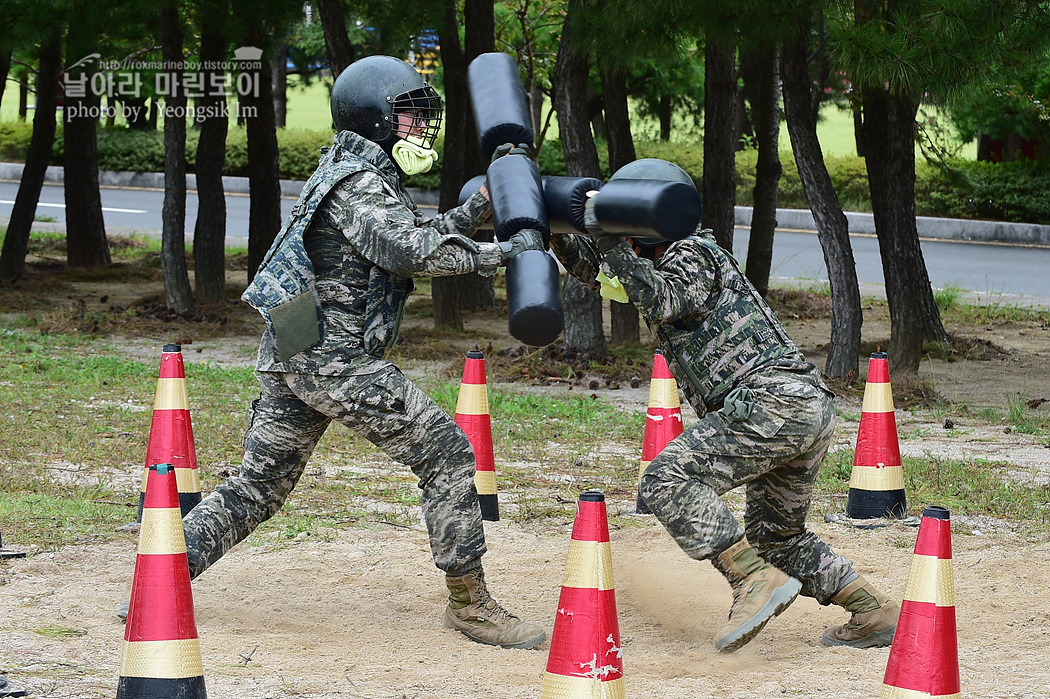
[1,161,1043,245]
[735,206,1050,247]
[0,161,442,206]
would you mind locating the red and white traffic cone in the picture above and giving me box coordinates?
[454,350,499,521]
[847,351,907,519]
[540,491,625,699]
[135,344,201,524]
[880,505,960,699]
[118,462,206,699]
[637,350,684,514]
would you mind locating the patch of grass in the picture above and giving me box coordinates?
[934,282,967,312]
[942,300,1050,327]
[907,454,1050,522]
[0,492,133,552]
[424,380,646,451]
[766,287,834,321]
[816,448,1050,525]
[1006,395,1049,435]
[0,329,261,551]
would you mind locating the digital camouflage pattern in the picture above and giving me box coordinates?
[183,369,485,579]
[551,230,858,603]
[243,130,499,369]
[184,130,496,579]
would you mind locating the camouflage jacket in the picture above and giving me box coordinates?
[551,231,823,416]
[242,130,500,375]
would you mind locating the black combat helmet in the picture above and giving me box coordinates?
[331,55,443,151]
[609,158,701,248]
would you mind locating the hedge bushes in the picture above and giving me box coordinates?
[3,122,1050,224]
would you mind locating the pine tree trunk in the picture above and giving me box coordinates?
[0,50,10,109]
[433,0,468,331]
[18,76,29,121]
[316,0,355,80]
[240,16,282,282]
[454,0,497,314]
[741,43,781,298]
[601,65,640,345]
[64,13,110,270]
[563,275,607,355]
[192,0,230,306]
[782,37,861,380]
[160,0,194,314]
[0,36,60,284]
[271,43,287,129]
[703,39,738,253]
[860,88,948,376]
[659,95,671,141]
[553,0,605,355]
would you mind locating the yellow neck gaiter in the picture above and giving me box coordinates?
[391,136,438,175]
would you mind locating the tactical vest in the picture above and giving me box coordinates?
[242,137,414,362]
[655,236,802,413]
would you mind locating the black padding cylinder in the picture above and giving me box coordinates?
[460,175,603,234]
[458,174,488,207]
[487,154,549,243]
[467,52,534,160]
[542,176,603,233]
[592,179,702,241]
[505,250,564,347]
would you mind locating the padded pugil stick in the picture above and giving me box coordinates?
[467,52,534,161]
[591,178,702,241]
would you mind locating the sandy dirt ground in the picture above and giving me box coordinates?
[2,276,1050,698]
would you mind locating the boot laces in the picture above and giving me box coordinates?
[727,577,764,620]
[471,578,517,623]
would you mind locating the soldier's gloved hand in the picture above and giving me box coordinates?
[498,228,545,265]
[584,195,618,253]
[491,142,532,163]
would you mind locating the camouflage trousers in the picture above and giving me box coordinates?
[639,371,856,604]
[182,366,486,579]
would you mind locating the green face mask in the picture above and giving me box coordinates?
[391,136,438,175]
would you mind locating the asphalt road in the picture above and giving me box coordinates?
[2,180,1048,301]
[0,180,296,246]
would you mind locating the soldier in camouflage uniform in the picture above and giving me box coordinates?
[180,56,546,650]
[550,158,899,653]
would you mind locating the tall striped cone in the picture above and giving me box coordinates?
[541,491,624,699]
[118,462,207,699]
[636,350,684,514]
[847,352,907,519]
[453,350,499,521]
[881,505,959,699]
[137,344,201,522]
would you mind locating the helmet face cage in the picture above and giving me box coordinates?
[387,84,443,149]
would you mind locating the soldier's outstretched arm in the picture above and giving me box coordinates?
[601,238,717,326]
[328,172,503,278]
[549,233,604,296]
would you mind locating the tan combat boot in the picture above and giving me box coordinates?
[711,538,802,653]
[443,567,546,650]
[822,577,899,648]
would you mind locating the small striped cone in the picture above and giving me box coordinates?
[454,350,499,521]
[540,491,624,699]
[846,352,907,519]
[636,350,684,514]
[137,345,201,522]
[880,505,959,699]
[118,462,206,699]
